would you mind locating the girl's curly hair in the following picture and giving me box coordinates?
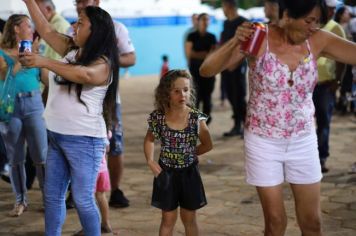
[154,69,196,112]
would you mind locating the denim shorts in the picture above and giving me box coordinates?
[151,162,207,211]
[108,103,124,156]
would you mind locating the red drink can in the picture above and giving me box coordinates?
[240,22,266,57]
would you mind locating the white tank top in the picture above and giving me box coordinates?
[44,50,110,138]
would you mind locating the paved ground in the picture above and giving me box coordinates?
[0,75,355,236]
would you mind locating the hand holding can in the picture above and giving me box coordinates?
[240,22,266,57]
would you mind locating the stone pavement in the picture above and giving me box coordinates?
[0,75,355,236]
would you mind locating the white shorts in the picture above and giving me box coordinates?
[244,130,322,187]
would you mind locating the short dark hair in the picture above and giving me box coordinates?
[278,0,327,24]
[222,0,237,7]
[162,55,168,62]
[265,0,278,3]
[198,13,209,21]
[334,6,347,23]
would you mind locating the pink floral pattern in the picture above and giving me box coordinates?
[246,41,317,139]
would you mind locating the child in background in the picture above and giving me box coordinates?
[144,69,213,236]
[160,55,169,78]
[74,131,116,235]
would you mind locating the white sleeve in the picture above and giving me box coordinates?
[114,21,135,55]
[197,116,208,134]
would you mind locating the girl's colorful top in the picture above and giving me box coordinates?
[246,26,318,139]
[147,109,207,169]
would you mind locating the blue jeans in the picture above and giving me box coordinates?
[0,91,47,205]
[109,103,124,156]
[45,130,105,236]
[0,134,7,173]
[312,83,335,164]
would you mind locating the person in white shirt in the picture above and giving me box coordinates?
[73,0,136,208]
[21,0,119,235]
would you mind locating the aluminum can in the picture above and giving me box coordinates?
[240,22,266,57]
[19,40,32,53]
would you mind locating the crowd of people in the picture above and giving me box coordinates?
[0,0,356,235]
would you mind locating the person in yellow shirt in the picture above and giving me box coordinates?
[313,0,346,173]
[35,0,70,60]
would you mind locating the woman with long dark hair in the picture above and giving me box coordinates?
[21,0,119,235]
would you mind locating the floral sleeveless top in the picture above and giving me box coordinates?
[246,26,318,139]
[147,109,207,169]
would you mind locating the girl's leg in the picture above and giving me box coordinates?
[44,133,70,236]
[160,209,178,236]
[95,191,112,232]
[256,185,287,236]
[290,182,322,236]
[180,208,198,236]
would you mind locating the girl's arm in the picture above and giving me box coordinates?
[144,130,162,177]
[20,53,110,86]
[314,29,356,65]
[22,0,72,57]
[196,120,213,156]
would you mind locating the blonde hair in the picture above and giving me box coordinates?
[154,69,196,112]
[0,14,29,49]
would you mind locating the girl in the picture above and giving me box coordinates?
[21,0,119,235]
[0,14,47,217]
[144,69,213,236]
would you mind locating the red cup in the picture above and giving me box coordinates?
[240,22,266,57]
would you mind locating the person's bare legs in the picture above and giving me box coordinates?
[256,185,287,236]
[180,208,199,236]
[290,182,322,236]
[95,192,112,232]
[159,209,178,236]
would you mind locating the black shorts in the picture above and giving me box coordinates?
[151,163,207,211]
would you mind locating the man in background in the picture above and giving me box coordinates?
[313,0,346,173]
[220,0,248,137]
[35,0,70,60]
[184,13,199,60]
[74,0,136,208]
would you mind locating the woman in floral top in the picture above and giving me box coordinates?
[200,0,356,235]
[144,70,212,236]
